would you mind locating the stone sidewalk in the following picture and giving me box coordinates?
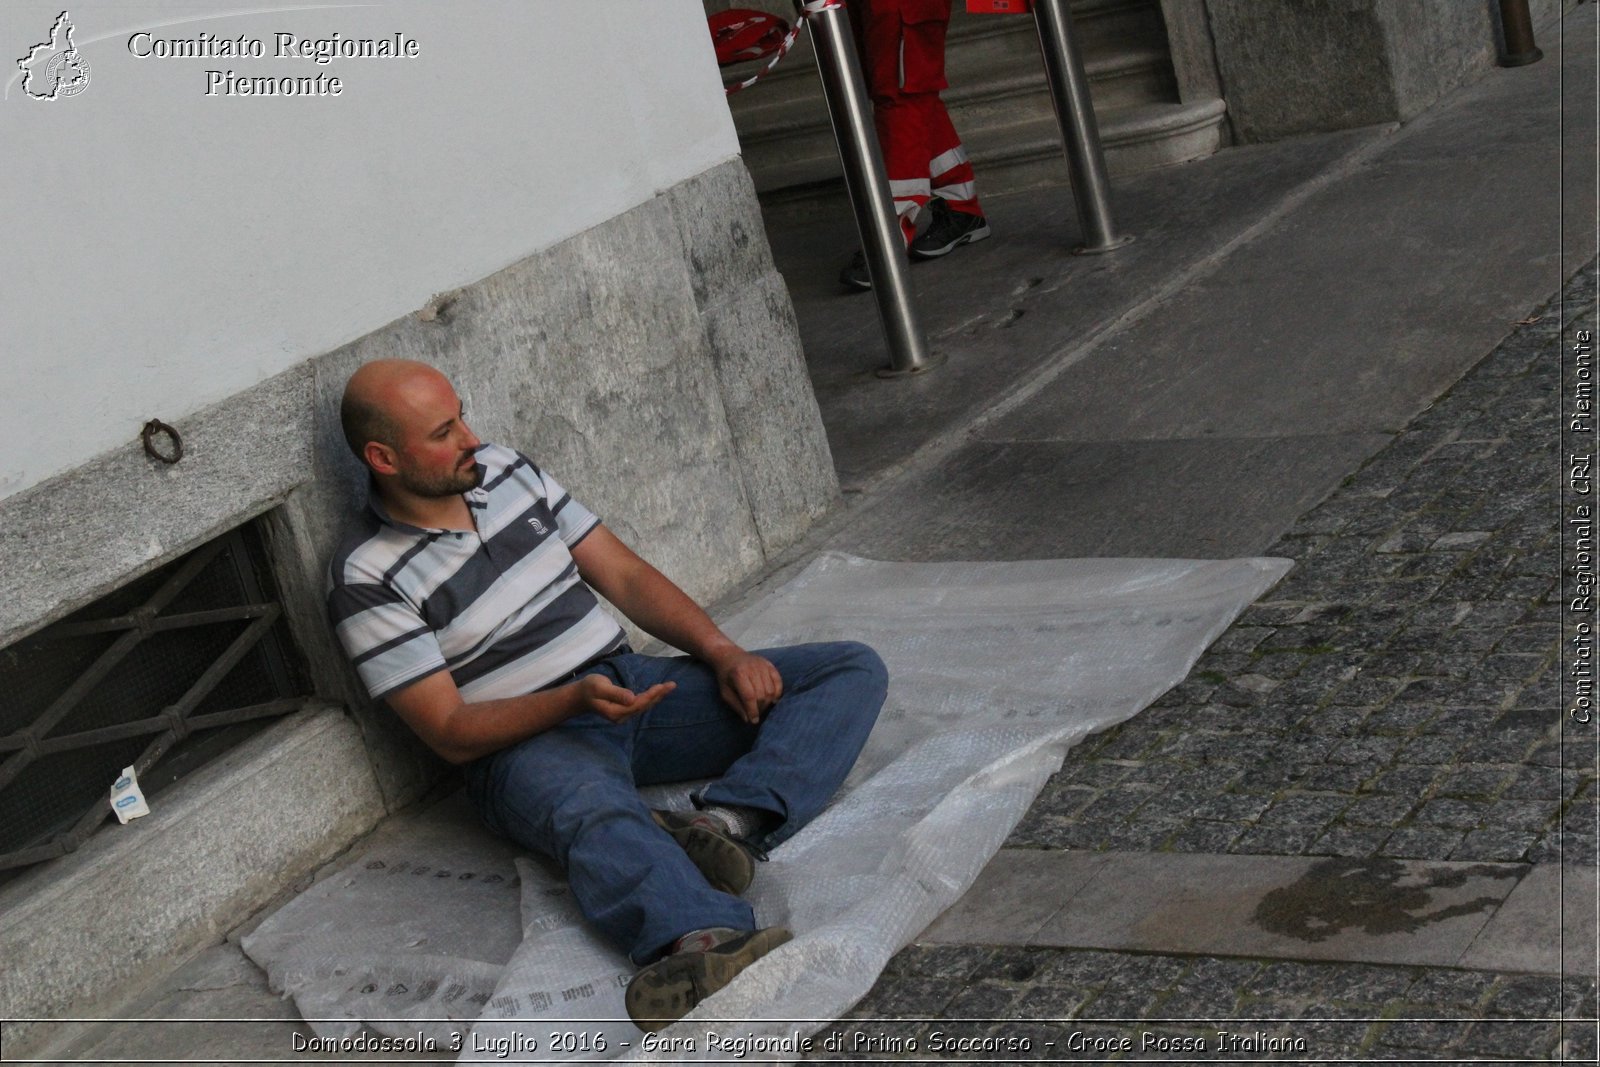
[1011,268,1590,870]
[19,5,1597,1064]
[768,3,1597,1058]
[821,262,1599,1064]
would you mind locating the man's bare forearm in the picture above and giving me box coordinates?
[573,526,746,666]
[568,525,778,722]
[387,667,676,766]
[607,560,743,666]
[423,684,583,764]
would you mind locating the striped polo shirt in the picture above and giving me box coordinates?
[326,444,626,702]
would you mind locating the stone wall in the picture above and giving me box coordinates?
[2,1,741,504]
[1168,0,1575,143]
[269,157,839,807]
[0,155,835,1043]
[1,154,834,806]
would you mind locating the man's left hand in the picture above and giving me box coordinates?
[712,650,783,724]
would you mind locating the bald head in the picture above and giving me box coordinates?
[339,359,483,499]
[340,359,450,463]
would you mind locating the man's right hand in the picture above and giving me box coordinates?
[570,674,676,722]
[386,666,676,764]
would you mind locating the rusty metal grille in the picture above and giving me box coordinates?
[0,524,308,872]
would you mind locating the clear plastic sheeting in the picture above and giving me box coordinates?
[470,553,1290,1062]
[243,553,1289,1060]
[241,793,527,1044]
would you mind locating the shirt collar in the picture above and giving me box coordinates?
[365,468,489,537]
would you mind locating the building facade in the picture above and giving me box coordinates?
[0,0,833,1044]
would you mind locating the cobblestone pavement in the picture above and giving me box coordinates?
[820,265,1598,1063]
[1009,261,1598,869]
[826,945,1596,1063]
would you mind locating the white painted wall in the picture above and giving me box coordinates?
[0,0,740,501]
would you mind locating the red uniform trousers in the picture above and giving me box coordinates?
[849,0,984,244]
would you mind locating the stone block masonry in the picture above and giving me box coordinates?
[0,156,833,1053]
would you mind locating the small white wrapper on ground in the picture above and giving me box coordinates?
[109,765,150,824]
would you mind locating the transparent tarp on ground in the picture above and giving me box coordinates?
[243,552,1290,1062]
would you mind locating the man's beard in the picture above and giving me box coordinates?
[398,458,483,497]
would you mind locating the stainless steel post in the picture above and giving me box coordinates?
[1031,0,1130,253]
[1496,0,1543,67]
[803,0,933,376]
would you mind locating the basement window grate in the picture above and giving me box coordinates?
[0,522,308,874]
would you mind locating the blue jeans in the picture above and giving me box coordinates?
[464,641,887,964]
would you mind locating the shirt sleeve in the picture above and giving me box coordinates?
[524,459,601,548]
[326,578,448,700]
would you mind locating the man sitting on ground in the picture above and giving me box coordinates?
[325,359,888,1031]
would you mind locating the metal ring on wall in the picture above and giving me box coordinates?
[140,419,183,464]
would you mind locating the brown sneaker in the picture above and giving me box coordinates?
[652,809,757,895]
[625,926,793,1032]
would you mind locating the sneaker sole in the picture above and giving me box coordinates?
[910,222,992,260]
[625,927,793,1032]
[652,811,755,896]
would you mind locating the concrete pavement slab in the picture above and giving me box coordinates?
[1557,8,1600,276]
[769,127,1387,486]
[919,849,1111,946]
[770,5,1594,491]
[989,27,1597,449]
[1458,864,1600,974]
[1011,851,1530,969]
[35,944,309,1065]
[1221,856,1527,966]
[831,434,1386,560]
[992,140,1574,443]
[1028,852,1309,955]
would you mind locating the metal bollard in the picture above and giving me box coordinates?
[1031,0,1130,253]
[1496,0,1543,67]
[802,0,934,376]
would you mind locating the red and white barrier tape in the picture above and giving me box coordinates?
[724,0,845,96]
